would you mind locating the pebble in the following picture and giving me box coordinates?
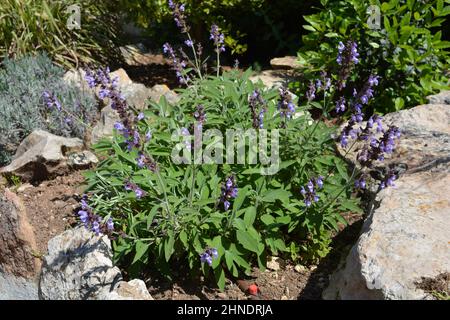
[294,264,307,273]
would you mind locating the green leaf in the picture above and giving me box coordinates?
[243,206,257,227]
[261,189,291,203]
[236,229,260,253]
[132,241,149,264]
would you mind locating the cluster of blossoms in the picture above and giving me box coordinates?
[168,0,188,33]
[249,90,267,129]
[219,176,238,211]
[77,195,114,236]
[277,88,296,124]
[85,67,158,172]
[336,40,359,90]
[210,24,225,53]
[124,180,146,199]
[163,43,189,85]
[200,247,218,266]
[300,176,324,207]
[193,104,206,127]
[306,71,331,102]
[42,91,62,111]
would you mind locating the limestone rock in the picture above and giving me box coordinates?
[67,150,98,167]
[325,104,450,300]
[0,189,40,278]
[0,130,84,182]
[148,84,180,105]
[39,227,153,300]
[91,105,121,145]
[323,166,450,300]
[270,56,299,70]
[426,90,450,105]
[249,70,294,89]
[100,279,153,300]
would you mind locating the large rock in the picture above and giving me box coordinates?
[426,90,450,105]
[270,56,299,70]
[39,227,152,300]
[323,165,450,300]
[324,103,450,300]
[119,44,167,66]
[0,269,38,300]
[90,106,121,145]
[0,189,40,278]
[0,130,95,182]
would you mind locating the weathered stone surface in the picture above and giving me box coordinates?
[100,279,153,300]
[67,150,98,167]
[338,104,450,172]
[270,56,299,70]
[148,84,180,105]
[39,227,153,300]
[0,269,38,300]
[325,104,450,300]
[426,90,450,105]
[91,105,121,145]
[0,130,84,181]
[323,166,450,300]
[249,70,294,89]
[0,189,40,278]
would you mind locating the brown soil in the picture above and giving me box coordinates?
[415,272,450,299]
[146,211,364,300]
[14,171,85,256]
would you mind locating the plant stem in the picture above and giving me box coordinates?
[155,170,173,223]
[186,32,203,80]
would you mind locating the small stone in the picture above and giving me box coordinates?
[267,256,281,271]
[216,292,227,299]
[281,295,289,300]
[294,264,306,273]
[270,56,299,70]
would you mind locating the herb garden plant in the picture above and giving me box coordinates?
[78,2,401,289]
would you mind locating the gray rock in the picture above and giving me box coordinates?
[0,270,38,300]
[249,70,294,89]
[39,227,153,300]
[325,104,450,300]
[148,84,180,105]
[67,150,98,167]
[91,105,121,145]
[426,90,450,105]
[323,166,450,300]
[0,130,85,181]
[270,56,299,70]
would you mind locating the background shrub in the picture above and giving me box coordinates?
[294,0,450,114]
[116,0,317,64]
[0,0,121,68]
[0,53,97,165]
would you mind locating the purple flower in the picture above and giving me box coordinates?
[210,24,225,52]
[145,130,152,142]
[200,252,213,266]
[134,187,144,199]
[300,177,323,207]
[137,112,145,121]
[337,40,360,90]
[92,220,100,235]
[278,88,296,123]
[114,122,125,131]
[136,153,146,168]
[107,218,114,231]
[185,39,193,47]
[306,81,316,101]
[220,176,238,211]
[249,90,267,129]
[78,210,89,224]
[335,97,346,113]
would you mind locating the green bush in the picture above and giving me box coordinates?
[82,69,359,287]
[0,0,120,68]
[295,0,450,114]
[79,4,402,289]
[117,0,315,57]
[0,53,97,165]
